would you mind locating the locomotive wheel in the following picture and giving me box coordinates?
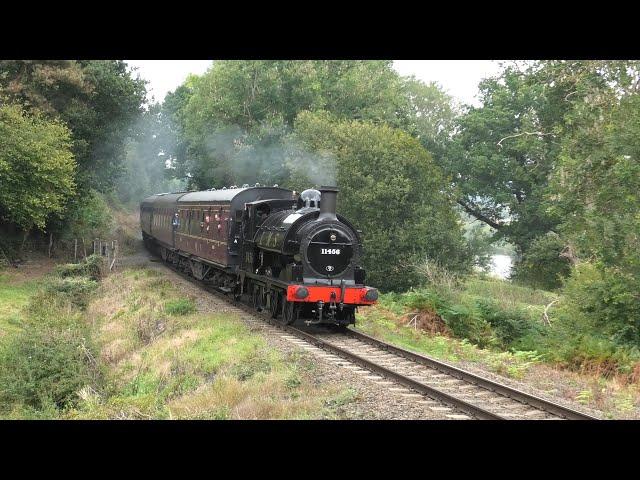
[252,285,263,312]
[269,291,282,319]
[282,300,299,325]
[233,285,242,302]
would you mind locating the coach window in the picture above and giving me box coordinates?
[205,209,211,236]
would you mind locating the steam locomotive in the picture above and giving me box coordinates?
[140,185,378,326]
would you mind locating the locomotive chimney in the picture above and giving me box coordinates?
[319,186,338,221]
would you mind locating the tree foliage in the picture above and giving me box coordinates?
[0,103,75,231]
[446,66,564,248]
[447,60,640,289]
[291,111,470,291]
[445,60,640,345]
[0,60,147,193]
[116,103,187,205]
[174,61,416,190]
[402,77,458,163]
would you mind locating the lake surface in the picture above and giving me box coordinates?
[489,254,513,279]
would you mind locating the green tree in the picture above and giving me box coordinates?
[0,60,147,193]
[447,66,564,249]
[544,63,640,341]
[445,62,638,287]
[402,77,458,164]
[0,103,75,231]
[543,61,640,267]
[176,61,412,189]
[160,83,194,181]
[291,111,470,291]
[66,60,147,192]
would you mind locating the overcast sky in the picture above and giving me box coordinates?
[125,60,504,107]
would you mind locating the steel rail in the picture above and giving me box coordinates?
[344,329,598,420]
[285,325,503,420]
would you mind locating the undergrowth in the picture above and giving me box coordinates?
[359,272,640,384]
[0,256,103,417]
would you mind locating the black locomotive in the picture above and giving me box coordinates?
[140,185,378,326]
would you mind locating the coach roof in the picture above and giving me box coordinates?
[140,192,188,207]
[178,187,293,204]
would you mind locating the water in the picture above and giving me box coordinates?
[489,254,513,279]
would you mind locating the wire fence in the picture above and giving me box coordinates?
[92,238,119,272]
[9,235,120,272]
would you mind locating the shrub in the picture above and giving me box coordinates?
[511,233,572,290]
[528,263,640,377]
[400,289,448,312]
[475,299,543,349]
[439,303,495,348]
[61,190,114,241]
[0,322,99,412]
[54,254,103,281]
[561,262,640,345]
[40,277,98,309]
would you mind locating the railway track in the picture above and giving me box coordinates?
[152,255,599,420]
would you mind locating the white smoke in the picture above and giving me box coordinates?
[199,124,337,189]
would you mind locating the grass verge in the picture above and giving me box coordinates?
[1,260,356,419]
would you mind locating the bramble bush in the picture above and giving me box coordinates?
[0,320,99,412]
[0,256,104,416]
[561,262,640,345]
[475,299,544,350]
[532,262,640,377]
[54,254,103,281]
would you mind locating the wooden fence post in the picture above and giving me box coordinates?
[110,240,118,271]
[74,238,78,263]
